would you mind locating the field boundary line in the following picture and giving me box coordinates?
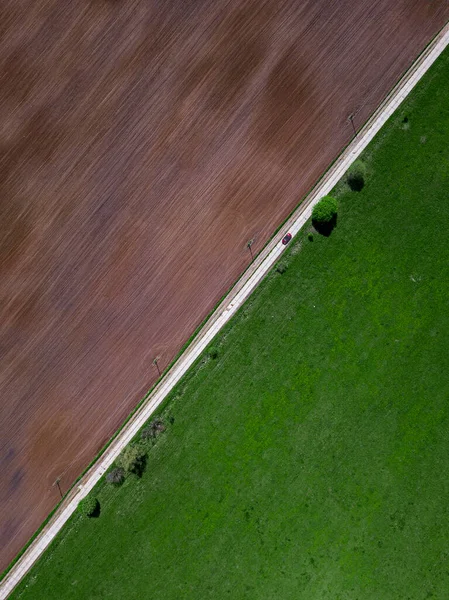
[2,21,449,600]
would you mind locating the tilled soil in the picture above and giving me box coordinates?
[0,0,447,571]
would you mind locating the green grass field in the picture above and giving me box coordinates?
[10,48,449,600]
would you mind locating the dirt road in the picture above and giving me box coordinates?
[1,0,448,572]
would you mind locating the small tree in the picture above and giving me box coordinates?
[141,418,166,441]
[208,347,219,360]
[116,444,147,476]
[346,160,366,191]
[79,496,99,518]
[312,196,338,224]
[312,196,338,236]
[106,467,125,486]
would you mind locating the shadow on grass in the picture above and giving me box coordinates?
[312,214,338,237]
[347,174,365,192]
[89,502,101,519]
[132,454,148,479]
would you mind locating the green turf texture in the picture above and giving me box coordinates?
[11,48,449,600]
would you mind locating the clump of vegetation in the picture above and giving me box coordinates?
[312,195,338,223]
[401,115,410,130]
[116,444,147,477]
[276,261,287,274]
[141,418,166,442]
[79,496,99,518]
[308,232,314,242]
[312,195,338,235]
[106,467,125,486]
[208,347,219,360]
[346,160,367,191]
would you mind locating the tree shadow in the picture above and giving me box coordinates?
[132,454,148,479]
[90,501,101,518]
[312,214,337,237]
[347,174,365,192]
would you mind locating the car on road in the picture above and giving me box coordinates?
[282,232,292,245]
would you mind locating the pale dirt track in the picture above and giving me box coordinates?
[1,0,449,575]
[1,20,449,600]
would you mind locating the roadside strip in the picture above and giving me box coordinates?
[2,20,448,600]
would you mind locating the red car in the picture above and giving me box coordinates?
[282,232,292,245]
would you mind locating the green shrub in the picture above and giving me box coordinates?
[208,347,219,360]
[308,232,314,242]
[116,444,147,476]
[312,196,338,224]
[346,160,366,191]
[276,261,287,274]
[79,496,99,518]
[141,418,166,441]
[106,467,125,486]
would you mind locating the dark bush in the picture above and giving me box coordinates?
[141,418,166,441]
[79,496,100,518]
[276,261,287,274]
[208,347,219,360]
[308,232,314,242]
[116,444,147,477]
[346,160,366,191]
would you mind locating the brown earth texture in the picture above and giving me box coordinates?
[1,0,448,572]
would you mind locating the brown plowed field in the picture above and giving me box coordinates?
[0,0,448,571]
